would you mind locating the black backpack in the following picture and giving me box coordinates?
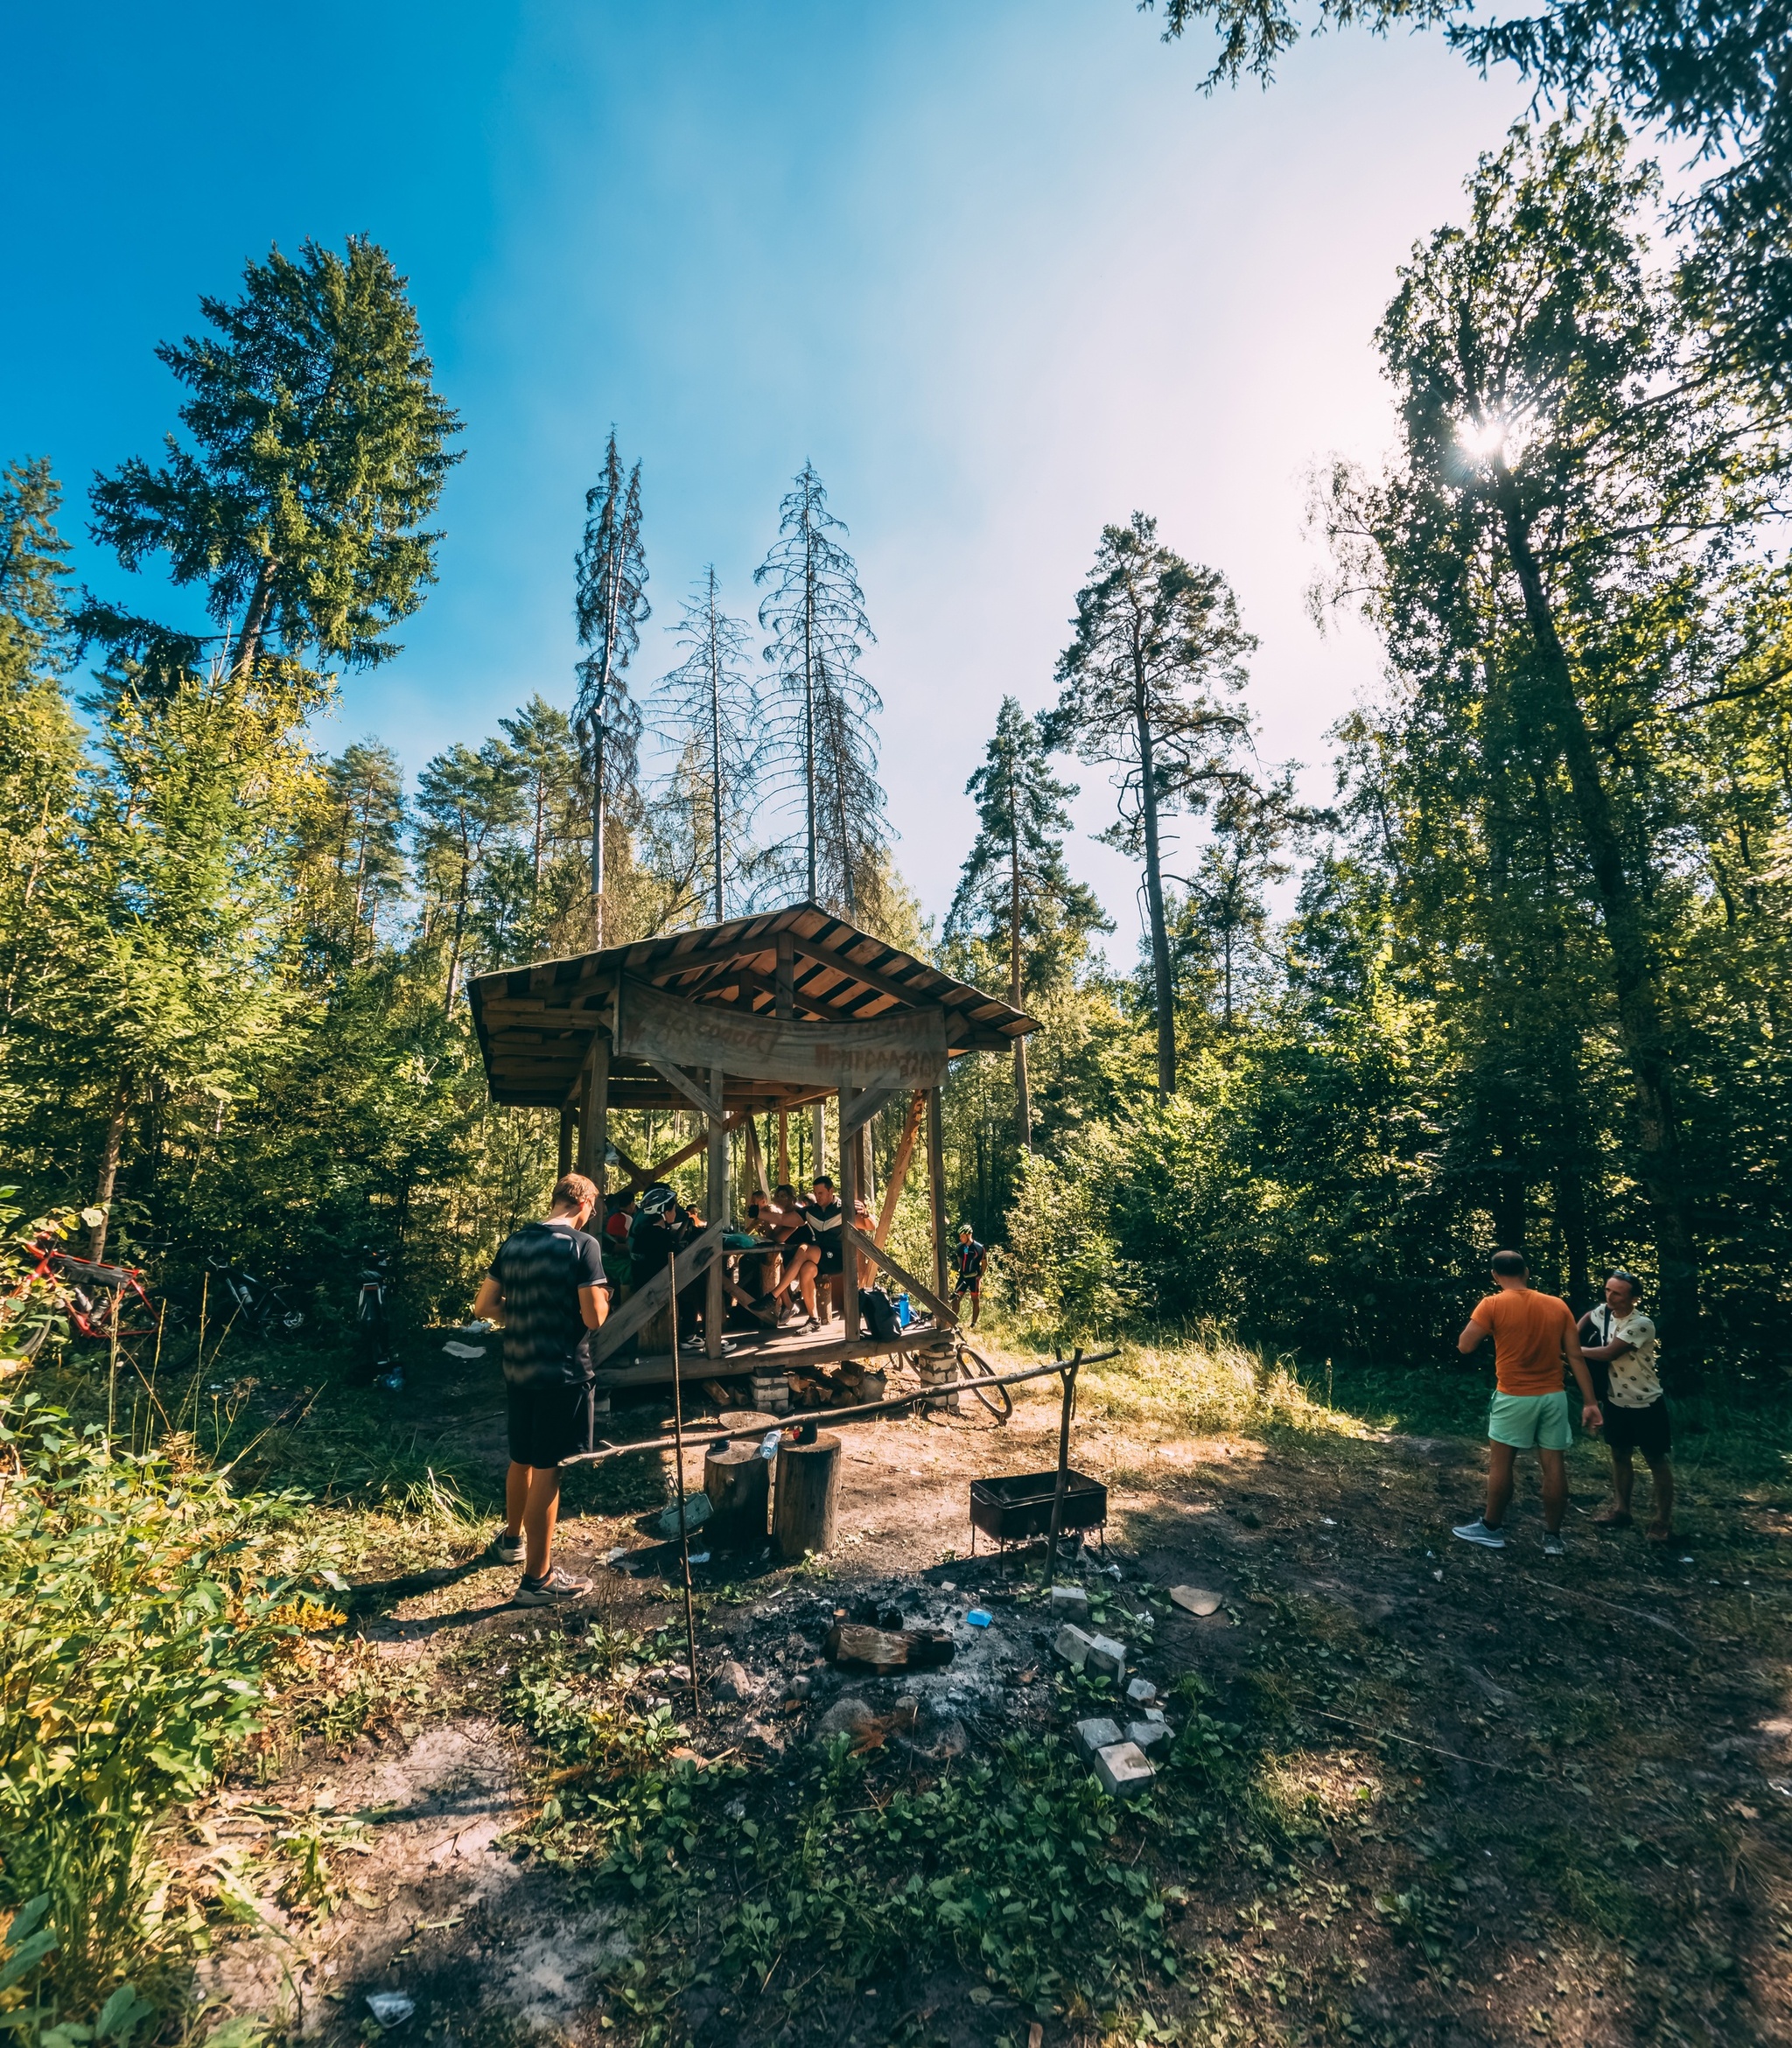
[860,1287,900,1340]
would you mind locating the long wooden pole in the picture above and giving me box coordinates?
[925,1087,948,1306]
[705,1066,727,1359]
[1044,1349,1083,1583]
[874,1091,925,1248]
[668,1245,702,1717]
[838,1088,859,1339]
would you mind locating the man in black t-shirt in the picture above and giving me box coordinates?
[472,1172,609,1604]
[951,1223,986,1329]
[808,1175,844,1322]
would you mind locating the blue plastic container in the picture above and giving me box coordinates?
[896,1292,913,1328]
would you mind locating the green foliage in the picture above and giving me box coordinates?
[0,1394,290,2020]
[85,236,461,679]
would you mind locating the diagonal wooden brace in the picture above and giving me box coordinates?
[648,1056,724,1123]
[839,1085,900,1138]
[841,1220,957,1329]
[592,1222,724,1364]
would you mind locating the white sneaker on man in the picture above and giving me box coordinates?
[1451,1519,1507,1549]
[514,1566,592,1605]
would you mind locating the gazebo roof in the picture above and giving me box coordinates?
[468,901,1039,1111]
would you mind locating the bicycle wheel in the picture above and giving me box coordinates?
[954,1342,1013,1423]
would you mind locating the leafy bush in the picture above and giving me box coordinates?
[0,1193,87,1373]
[0,1393,290,2021]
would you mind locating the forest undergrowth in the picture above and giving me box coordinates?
[4,1315,1791,2048]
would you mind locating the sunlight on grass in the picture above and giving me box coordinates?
[1070,1331,1374,1442]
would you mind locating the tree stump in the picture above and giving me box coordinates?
[704,1440,770,1547]
[774,1430,841,1558]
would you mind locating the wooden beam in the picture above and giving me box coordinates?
[838,1089,860,1339]
[706,1065,727,1360]
[839,1084,900,1138]
[792,941,948,1012]
[578,1032,609,1189]
[843,1220,957,1328]
[557,1104,574,1181]
[591,1222,724,1364]
[592,1326,955,1389]
[618,1090,831,1195]
[874,1091,926,1248]
[926,1085,948,1304]
[648,1056,723,1123]
[775,928,795,1018]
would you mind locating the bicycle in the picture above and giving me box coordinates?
[206,1257,305,1336]
[24,1236,160,1351]
[356,1249,402,1390]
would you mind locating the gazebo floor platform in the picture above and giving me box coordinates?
[592,1324,956,1390]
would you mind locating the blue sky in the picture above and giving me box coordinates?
[2,1,1525,958]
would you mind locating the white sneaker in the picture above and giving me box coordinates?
[514,1566,592,1605]
[1452,1519,1507,1549]
[1543,1532,1566,1557]
[488,1530,524,1566]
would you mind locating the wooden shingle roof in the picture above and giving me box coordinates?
[467,901,1038,1110]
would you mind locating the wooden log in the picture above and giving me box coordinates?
[774,1430,841,1558]
[822,1623,956,1674]
[704,1439,770,1546]
[774,928,795,1019]
[557,1104,575,1180]
[874,1092,925,1248]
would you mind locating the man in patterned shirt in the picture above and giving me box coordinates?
[1580,1270,1674,1541]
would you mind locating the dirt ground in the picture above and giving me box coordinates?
[186,1337,1792,2047]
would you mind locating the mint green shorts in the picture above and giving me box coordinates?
[1488,1389,1572,1450]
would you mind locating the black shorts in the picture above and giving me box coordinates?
[816,1238,844,1276]
[954,1280,981,1297]
[1604,1397,1671,1459]
[507,1379,595,1468]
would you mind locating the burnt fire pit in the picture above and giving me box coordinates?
[969,1470,1108,1560]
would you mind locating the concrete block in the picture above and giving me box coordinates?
[1085,1633,1127,1681]
[1054,1623,1095,1670]
[1050,1583,1091,1621]
[1074,1716,1123,1757]
[1093,1740,1155,1799]
[1125,1676,1158,1705]
[1129,1718,1172,1755]
[1139,1705,1167,1725]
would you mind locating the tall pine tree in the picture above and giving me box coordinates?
[948,696,1105,1149]
[573,430,648,944]
[654,568,760,923]
[86,238,461,684]
[754,463,886,918]
[1046,514,1255,1101]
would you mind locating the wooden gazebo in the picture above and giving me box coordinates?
[467,903,1039,1388]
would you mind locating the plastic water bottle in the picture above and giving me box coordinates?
[896,1293,912,1328]
[758,1429,781,1461]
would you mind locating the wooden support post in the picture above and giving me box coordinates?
[838,1090,859,1339]
[705,1066,727,1360]
[777,1109,790,1186]
[774,1429,841,1558]
[926,1085,948,1305]
[813,1100,826,1179]
[557,1105,575,1181]
[774,929,795,1020]
[578,1033,609,1195]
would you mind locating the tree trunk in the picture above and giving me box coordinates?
[89,1086,130,1262]
[444,874,468,1016]
[1009,804,1032,1152]
[1136,692,1177,1102]
[1496,481,1701,1357]
[233,558,276,678]
[590,721,607,947]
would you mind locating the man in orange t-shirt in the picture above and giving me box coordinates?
[1452,1249,1602,1555]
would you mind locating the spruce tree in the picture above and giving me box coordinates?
[654,567,759,922]
[318,742,408,966]
[86,238,461,683]
[415,742,527,1012]
[1045,514,1255,1101]
[948,696,1106,1148]
[573,430,648,943]
[754,462,886,917]
[497,695,585,940]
